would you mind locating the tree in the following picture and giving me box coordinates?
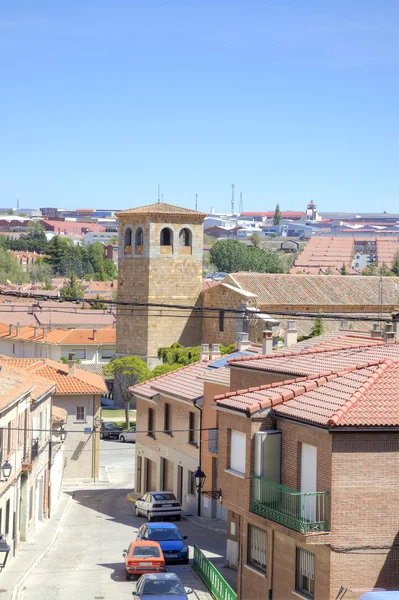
[209,239,284,273]
[340,263,348,275]
[310,317,324,338]
[273,204,281,225]
[91,294,107,310]
[391,252,399,276]
[60,356,81,365]
[103,357,152,426]
[0,248,26,283]
[157,342,236,365]
[250,232,262,247]
[60,273,85,300]
[28,260,53,283]
[362,262,378,276]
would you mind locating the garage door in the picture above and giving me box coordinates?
[146,459,157,492]
[162,458,174,492]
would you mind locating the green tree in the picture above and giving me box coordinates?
[157,342,235,365]
[310,317,325,337]
[209,239,284,273]
[60,273,85,300]
[0,248,26,283]
[250,232,262,247]
[28,259,53,283]
[391,252,399,276]
[273,204,281,225]
[340,263,348,275]
[362,262,378,276]
[103,357,152,426]
[42,277,53,290]
[91,294,107,310]
[60,356,81,365]
[150,364,182,378]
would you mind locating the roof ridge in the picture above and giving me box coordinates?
[327,359,396,426]
[227,338,389,365]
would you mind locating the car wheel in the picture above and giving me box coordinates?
[120,435,125,443]
[125,570,131,581]
[100,432,103,439]
[147,512,152,522]
[135,505,141,517]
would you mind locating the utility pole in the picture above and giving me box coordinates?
[231,184,235,214]
[239,192,243,214]
[158,185,160,203]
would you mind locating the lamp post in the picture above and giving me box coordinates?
[193,466,206,517]
[1,461,12,482]
[0,534,10,570]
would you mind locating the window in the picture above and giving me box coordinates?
[248,525,267,574]
[164,403,171,434]
[5,499,10,536]
[124,227,132,248]
[101,349,114,360]
[188,412,195,444]
[179,228,192,246]
[188,470,196,496]
[229,430,246,475]
[135,227,144,249]
[219,311,224,332]
[76,407,86,421]
[160,227,172,246]
[7,422,11,456]
[12,343,15,355]
[73,349,86,360]
[296,548,315,599]
[148,408,154,437]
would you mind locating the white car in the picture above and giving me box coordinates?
[119,427,136,443]
[135,491,182,521]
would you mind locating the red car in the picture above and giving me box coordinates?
[123,541,165,580]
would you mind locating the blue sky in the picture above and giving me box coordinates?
[1,1,398,213]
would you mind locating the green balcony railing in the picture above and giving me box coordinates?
[250,475,329,533]
[193,545,237,600]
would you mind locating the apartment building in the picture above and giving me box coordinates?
[212,334,399,599]
[0,324,116,364]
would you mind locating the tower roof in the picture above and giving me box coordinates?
[117,202,206,218]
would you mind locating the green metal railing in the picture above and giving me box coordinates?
[193,545,237,600]
[251,475,329,533]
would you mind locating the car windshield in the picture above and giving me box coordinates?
[141,579,185,595]
[129,427,136,432]
[152,493,176,502]
[148,527,182,541]
[133,546,160,558]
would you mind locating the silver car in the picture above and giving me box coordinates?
[119,426,136,443]
[135,491,182,521]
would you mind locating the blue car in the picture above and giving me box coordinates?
[136,522,189,564]
[133,573,193,599]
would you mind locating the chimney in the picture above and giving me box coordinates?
[93,329,97,341]
[16,322,21,336]
[68,352,76,376]
[262,330,273,355]
[34,326,38,337]
[237,332,251,352]
[284,320,297,347]
[371,323,382,338]
[200,344,209,362]
[8,324,13,336]
[383,322,395,343]
[340,319,350,330]
[210,344,221,360]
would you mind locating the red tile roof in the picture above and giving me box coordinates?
[42,220,106,233]
[130,362,210,401]
[0,324,116,345]
[117,202,206,218]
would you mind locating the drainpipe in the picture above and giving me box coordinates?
[193,399,203,517]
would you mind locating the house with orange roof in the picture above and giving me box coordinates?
[209,334,399,600]
[0,357,106,480]
[0,324,116,365]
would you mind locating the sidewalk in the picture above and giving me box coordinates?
[0,493,71,600]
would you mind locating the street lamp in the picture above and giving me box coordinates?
[60,428,67,443]
[1,461,12,482]
[193,466,206,492]
[0,534,10,570]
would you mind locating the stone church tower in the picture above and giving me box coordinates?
[116,202,206,366]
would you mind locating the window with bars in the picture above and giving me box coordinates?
[164,403,171,434]
[247,525,267,574]
[295,548,315,599]
[188,412,195,444]
[148,408,155,438]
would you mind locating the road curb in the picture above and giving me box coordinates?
[12,494,73,600]
[127,492,138,504]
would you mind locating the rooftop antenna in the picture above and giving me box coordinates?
[16,198,19,210]
[195,193,198,211]
[161,193,163,202]
[239,192,243,214]
[158,185,160,204]
[231,184,235,214]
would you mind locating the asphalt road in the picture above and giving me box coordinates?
[19,440,222,600]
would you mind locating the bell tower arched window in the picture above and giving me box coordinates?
[124,228,132,254]
[135,227,144,254]
[179,228,192,247]
[160,228,172,246]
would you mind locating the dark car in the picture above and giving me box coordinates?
[136,523,189,565]
[133,573,192,599]
[100,421,123,439]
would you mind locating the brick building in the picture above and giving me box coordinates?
[116,202,206,367]
[210,334,399,599]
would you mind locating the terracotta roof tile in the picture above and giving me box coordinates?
[131,362,210,401]
[117,202,206,218]
[0,324,116,345]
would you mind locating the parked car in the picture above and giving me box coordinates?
[100,421,123,439]
[119,426,136,443]
[132,573,192,598]
[135,491,182,521]
[136,523,189,564]
[123,540,165,580]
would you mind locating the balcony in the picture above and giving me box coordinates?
[250,475,329,533]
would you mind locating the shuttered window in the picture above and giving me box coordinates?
[295,548,315,599]
[248,525,267,574]
[230,430,246,475]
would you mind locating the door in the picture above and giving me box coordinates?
[162,458,173,492]
[215,459,228,521]
[146,459,157,492]
[300,444,317,522]
[177,466,183,505]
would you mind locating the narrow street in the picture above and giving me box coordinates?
[19,440,227,600]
